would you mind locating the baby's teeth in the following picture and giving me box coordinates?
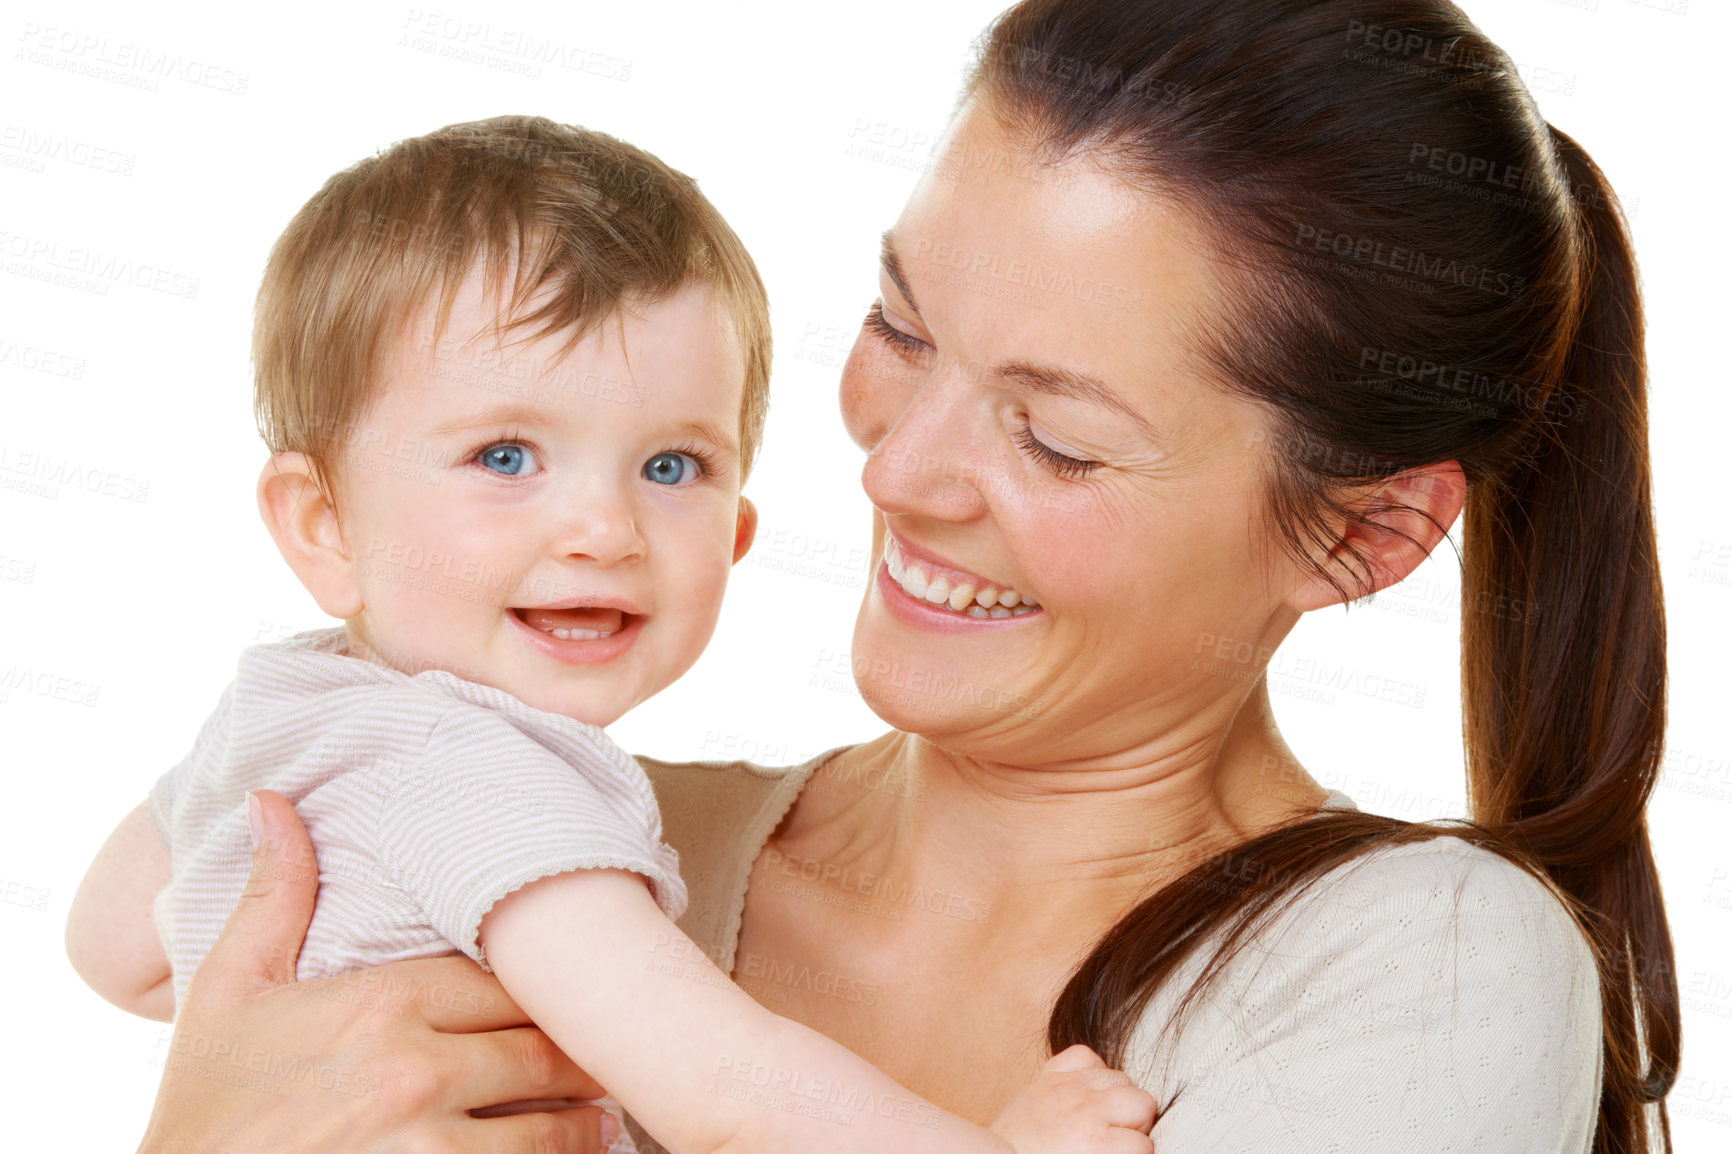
[997,588,1022,608]
[966,604,989,619]
[547,626,610,641]
[948,583,977,611]
[974,587,998,608]
[553,628,570,640]
[1011,605,1035,616]
[925,576,951,605]
[1020,594,1038,607]
[988,605,1012,619]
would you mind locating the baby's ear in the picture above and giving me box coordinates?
[731,494,759,564]
[257,453,364,619]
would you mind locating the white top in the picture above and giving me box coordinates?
[149,627,687,1010]
[1121,836,1601,1151]
[616,755,1602,1154]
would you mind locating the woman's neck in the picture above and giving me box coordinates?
[783,687,1327,946]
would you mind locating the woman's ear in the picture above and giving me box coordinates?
[256,453,364,619]
[1289,460,1466,613]
[731,495,759,564]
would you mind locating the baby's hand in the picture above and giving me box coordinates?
[989,1044,1157,1154]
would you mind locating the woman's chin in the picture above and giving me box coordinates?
[848,609,1048,738]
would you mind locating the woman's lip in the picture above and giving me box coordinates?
[507,607,646,666]
[884,529,1025,600]
[873,561,1044,632]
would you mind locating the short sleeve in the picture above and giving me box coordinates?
[1126,841,1602,1153]
[370,703,688,969]
[148,680,238,846]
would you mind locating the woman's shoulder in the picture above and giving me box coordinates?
[1196,833,1600,1021]
[1125,833,1601,1152]
[632,746,850,968]
[1301,834,1595,947]
[634,746,845,856]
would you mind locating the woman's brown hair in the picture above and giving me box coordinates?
[964,2,1674,1150]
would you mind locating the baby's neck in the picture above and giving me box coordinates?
[338,623,474,684]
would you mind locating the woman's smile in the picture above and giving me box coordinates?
[880,529,1042,619]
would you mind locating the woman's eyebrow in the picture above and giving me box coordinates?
[995,362,1159,437]
[879,231,921,314]
[882,231,1157,438]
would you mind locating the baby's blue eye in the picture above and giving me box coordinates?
[642,451,699,486]
[478,443,539,476]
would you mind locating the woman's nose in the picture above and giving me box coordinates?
[858,365,989,523]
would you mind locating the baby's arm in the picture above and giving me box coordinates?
[66,800,174,1020]
[482,868,1155,1154]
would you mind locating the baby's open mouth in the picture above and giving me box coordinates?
[513,606,633,641]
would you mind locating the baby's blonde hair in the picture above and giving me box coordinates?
[253,115,771,497]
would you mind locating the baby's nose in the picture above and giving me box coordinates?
[553,495,646,565]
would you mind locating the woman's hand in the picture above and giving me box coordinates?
[137,790,620,1154]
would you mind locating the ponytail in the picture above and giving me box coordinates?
[960,3,1678,1151]
[1463,124,1676,1141]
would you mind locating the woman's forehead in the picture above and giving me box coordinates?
[897,107,1220,319]
[884,125,1226,423]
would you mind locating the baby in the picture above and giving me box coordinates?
[64,116,1155,1154]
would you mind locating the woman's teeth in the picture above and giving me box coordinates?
[883,535,1040,619]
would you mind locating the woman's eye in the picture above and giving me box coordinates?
[1012,422,1100,479]
[864,300,931,356]
[643,451,700,486]
[476,443,540,476]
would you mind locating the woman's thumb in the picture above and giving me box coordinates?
[198,790,320,993]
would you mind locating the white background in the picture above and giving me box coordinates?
[1,0,1726,1148]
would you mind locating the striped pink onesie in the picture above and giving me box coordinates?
[149,626,688,1010]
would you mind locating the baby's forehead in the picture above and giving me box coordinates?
[366,298,739,445]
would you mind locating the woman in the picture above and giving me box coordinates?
[136,1,1675,1151]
